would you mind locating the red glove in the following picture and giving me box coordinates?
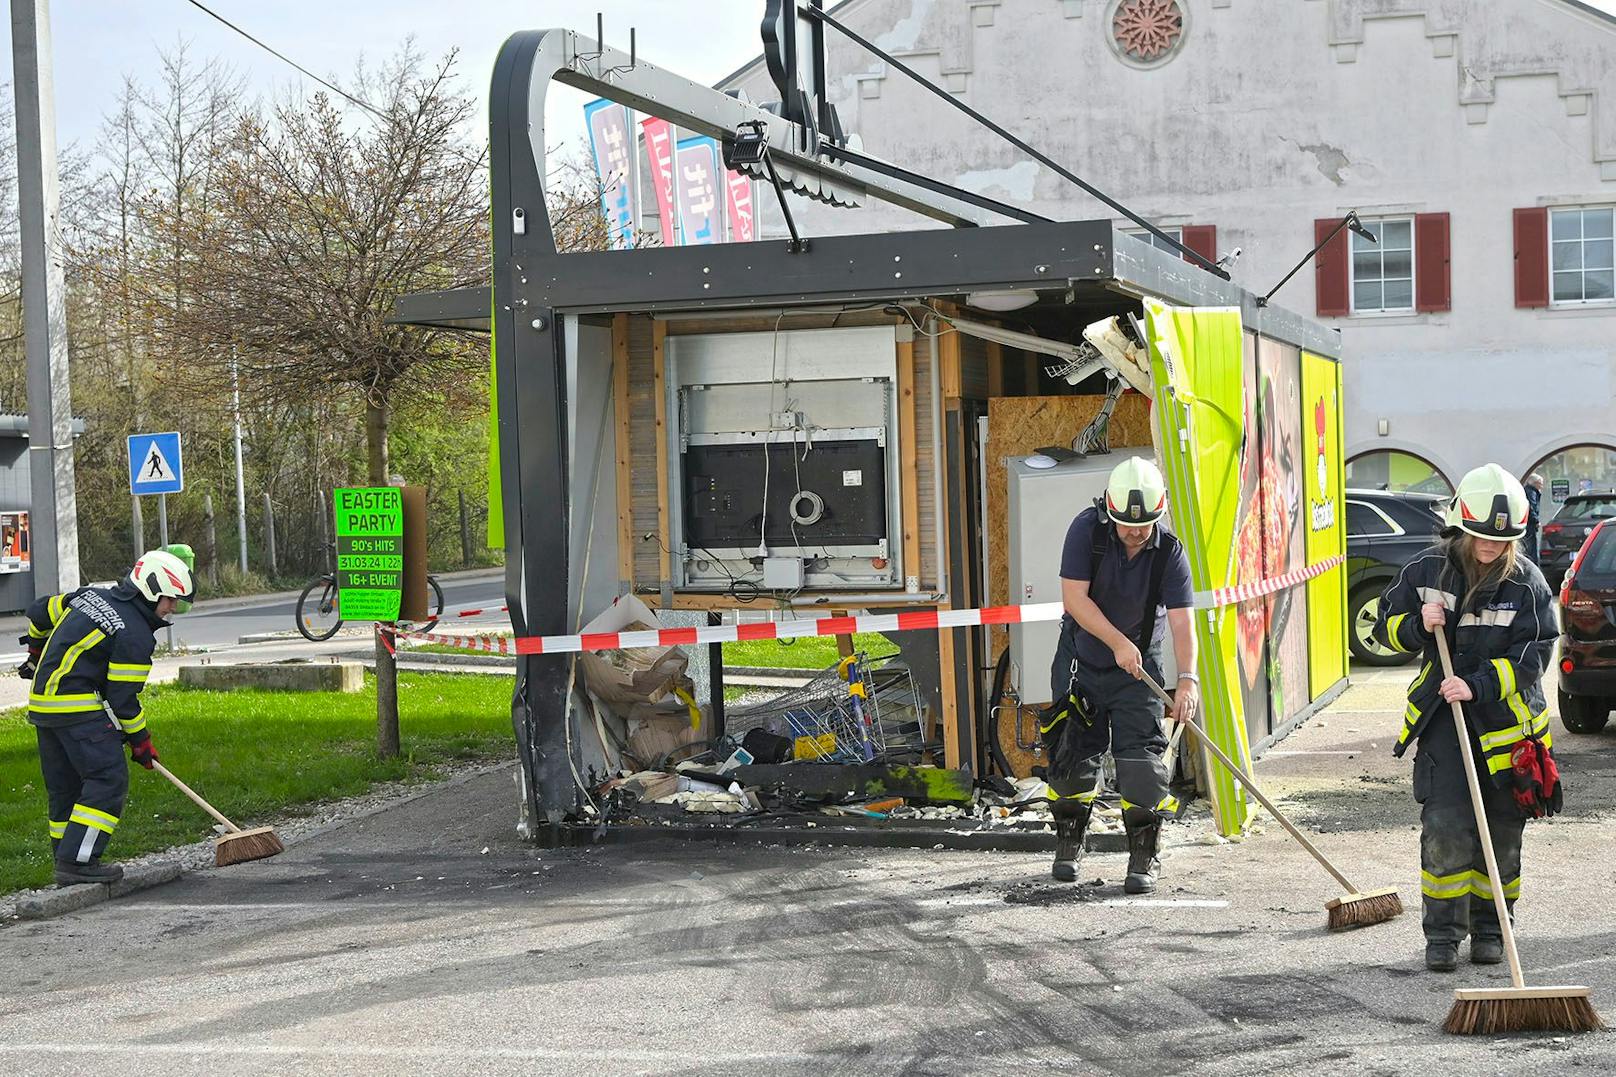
[1508,738,1561,819]
[129,736,159,770]
[16,646,40,681]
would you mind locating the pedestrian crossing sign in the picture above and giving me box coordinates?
[127,431,184,495]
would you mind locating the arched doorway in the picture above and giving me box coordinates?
[1345,450,1453,496]
[1526,443,1616,508]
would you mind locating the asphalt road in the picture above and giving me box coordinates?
[2,665,1613,1076]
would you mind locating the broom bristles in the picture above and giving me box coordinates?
[214,826,285,867]
[1444,991,1605,1035]
[1325,888,1404,931]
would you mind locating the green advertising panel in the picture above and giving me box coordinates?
[334,487,404,621]
[1145,299,1251,837]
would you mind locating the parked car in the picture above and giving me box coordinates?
[1556,518,1615,735]
[1345,489,1447,666]
[1539,492,1616,590]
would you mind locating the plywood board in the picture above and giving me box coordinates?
[613,313,634,592]
[984,394,1153,662]
[897,339,921,592]
[628,315,659,591]
[652,319,670,596]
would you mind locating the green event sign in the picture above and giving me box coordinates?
[334,488,403,621]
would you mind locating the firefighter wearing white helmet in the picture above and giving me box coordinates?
[1042,455,1198,894]
[1376,465,1559,973]
[16,549,196,886]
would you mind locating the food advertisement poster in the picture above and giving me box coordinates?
[1257,337,1310,729]
[0,511,28,573]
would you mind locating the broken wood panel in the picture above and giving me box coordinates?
[613,313,635,593]
[914,330,938,590]
[653,319,670,598]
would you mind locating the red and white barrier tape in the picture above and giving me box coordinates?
[381,557,1345,656]
[1199,555,1345,608]
[384,600,1068,656]
[454,605,508,618]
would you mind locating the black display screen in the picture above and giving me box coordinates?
[684,439,887,549]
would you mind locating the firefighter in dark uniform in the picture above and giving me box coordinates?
[1377,464,1561,972]
[17,549,195,886]
[1042,457,1200,892]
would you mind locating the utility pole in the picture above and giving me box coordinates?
[232,359,249,574]
[12,0,79,596]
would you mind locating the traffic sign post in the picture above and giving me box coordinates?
[333,488,404,621]
[128,432,183,649]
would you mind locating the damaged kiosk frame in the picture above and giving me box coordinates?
[394,23,1351,841]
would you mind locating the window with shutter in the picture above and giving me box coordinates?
[1414,212,1450,313]
[1514,207,1549,309]
[1314,217,1350,317]
[1347,216,1414,314]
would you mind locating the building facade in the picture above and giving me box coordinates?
[719,0,1616,503]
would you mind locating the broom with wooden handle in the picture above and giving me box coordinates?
[1139,669,1402,930]
[1433,626,1602,1034]
[151,761,284,867]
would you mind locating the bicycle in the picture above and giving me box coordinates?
[295,562,445,642]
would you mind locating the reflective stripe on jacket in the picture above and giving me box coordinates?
[1375,545,1557,782]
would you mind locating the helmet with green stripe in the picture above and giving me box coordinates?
[130,549,196,609]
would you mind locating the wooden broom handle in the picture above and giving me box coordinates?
[151,761,243,834]
[1140,670,1363,895]
[1434,626,1527,990]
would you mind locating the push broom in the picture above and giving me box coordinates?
[1433,627,1602,1035]
[152,761,285,867]
[1140,670,1403,930]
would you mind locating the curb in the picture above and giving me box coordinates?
[14,861,184,921]
[551,821,1131,854]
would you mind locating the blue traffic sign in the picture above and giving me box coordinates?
[128,431,183,495]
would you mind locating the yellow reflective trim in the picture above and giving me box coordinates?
[27,694,104,713]
[107,672,149,683]
[1487,752,1514,774]
[1039,710,1068,734]
[44,628,106,696]
[1470,871,1521,901]
[108,663,151,675]
[1491,659,1517,698]
[47,594,65,624]
[27,623,48,639]
[69,805,118,834]
[1410,662,1432,693]
[1421,869,1472,900]
[1156,795,1180,813]
[48,820,67,839]
[1045,787,1098,802]
[1480,722,1526,753]
[117,711,146,735]
[1386,613,1415,653]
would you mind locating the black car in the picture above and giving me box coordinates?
[1345,489,1446,666]
[1557,518,1616,735]
[1540,492,1616,590]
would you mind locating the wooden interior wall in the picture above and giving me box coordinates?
[983,393,1154,658]
[627,315,659,593]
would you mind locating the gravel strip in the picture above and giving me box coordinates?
[1,757,517,924]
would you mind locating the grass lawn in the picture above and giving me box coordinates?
[722,632,897,670]
[0,672,515,895]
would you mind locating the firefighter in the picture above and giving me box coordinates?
[1376,464,1560,972]
[1042,456,1199,891]
[17,549,195,886]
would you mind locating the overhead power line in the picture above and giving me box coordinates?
[181,0,389,121]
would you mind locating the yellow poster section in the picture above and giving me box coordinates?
[1144,300,1250,836]
[1302,351,1347,697]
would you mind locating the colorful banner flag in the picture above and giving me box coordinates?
[584,99,637,249]
[675,136,723,246]
[725,170,756,243]
[640,116,678,246]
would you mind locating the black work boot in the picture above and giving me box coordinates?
[1471,937,1504,965]
[1425,942,1459,972]
[1123,819,1161,894]
[1051,807,1090,883]
[54,860,124,887]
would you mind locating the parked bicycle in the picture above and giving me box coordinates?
[295,558,445,642]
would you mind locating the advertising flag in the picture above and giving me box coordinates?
[675,136,723,246]
[584,99,638,249]
[641,116,678,245]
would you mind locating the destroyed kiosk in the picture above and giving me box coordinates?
[393,18,1350,845]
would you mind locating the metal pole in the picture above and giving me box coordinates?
[459,490,472,568]
[157,492,172,650]
[12,0,79,596]
[130,494,144,562]
[203,492,218,587]
[232,364,249,574]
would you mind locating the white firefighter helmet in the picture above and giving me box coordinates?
[1104,456,1168,526]
[1449,463,1529,541]
[130,549,196,606]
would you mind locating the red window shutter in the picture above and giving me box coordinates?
[1415,212,1451,313]
[1315,217,1350,317]
[1513,207,1549,308]
[1181,224,1216,264]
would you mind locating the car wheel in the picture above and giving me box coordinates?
[1558,688,1610,735]
[1348,587,1414,667]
